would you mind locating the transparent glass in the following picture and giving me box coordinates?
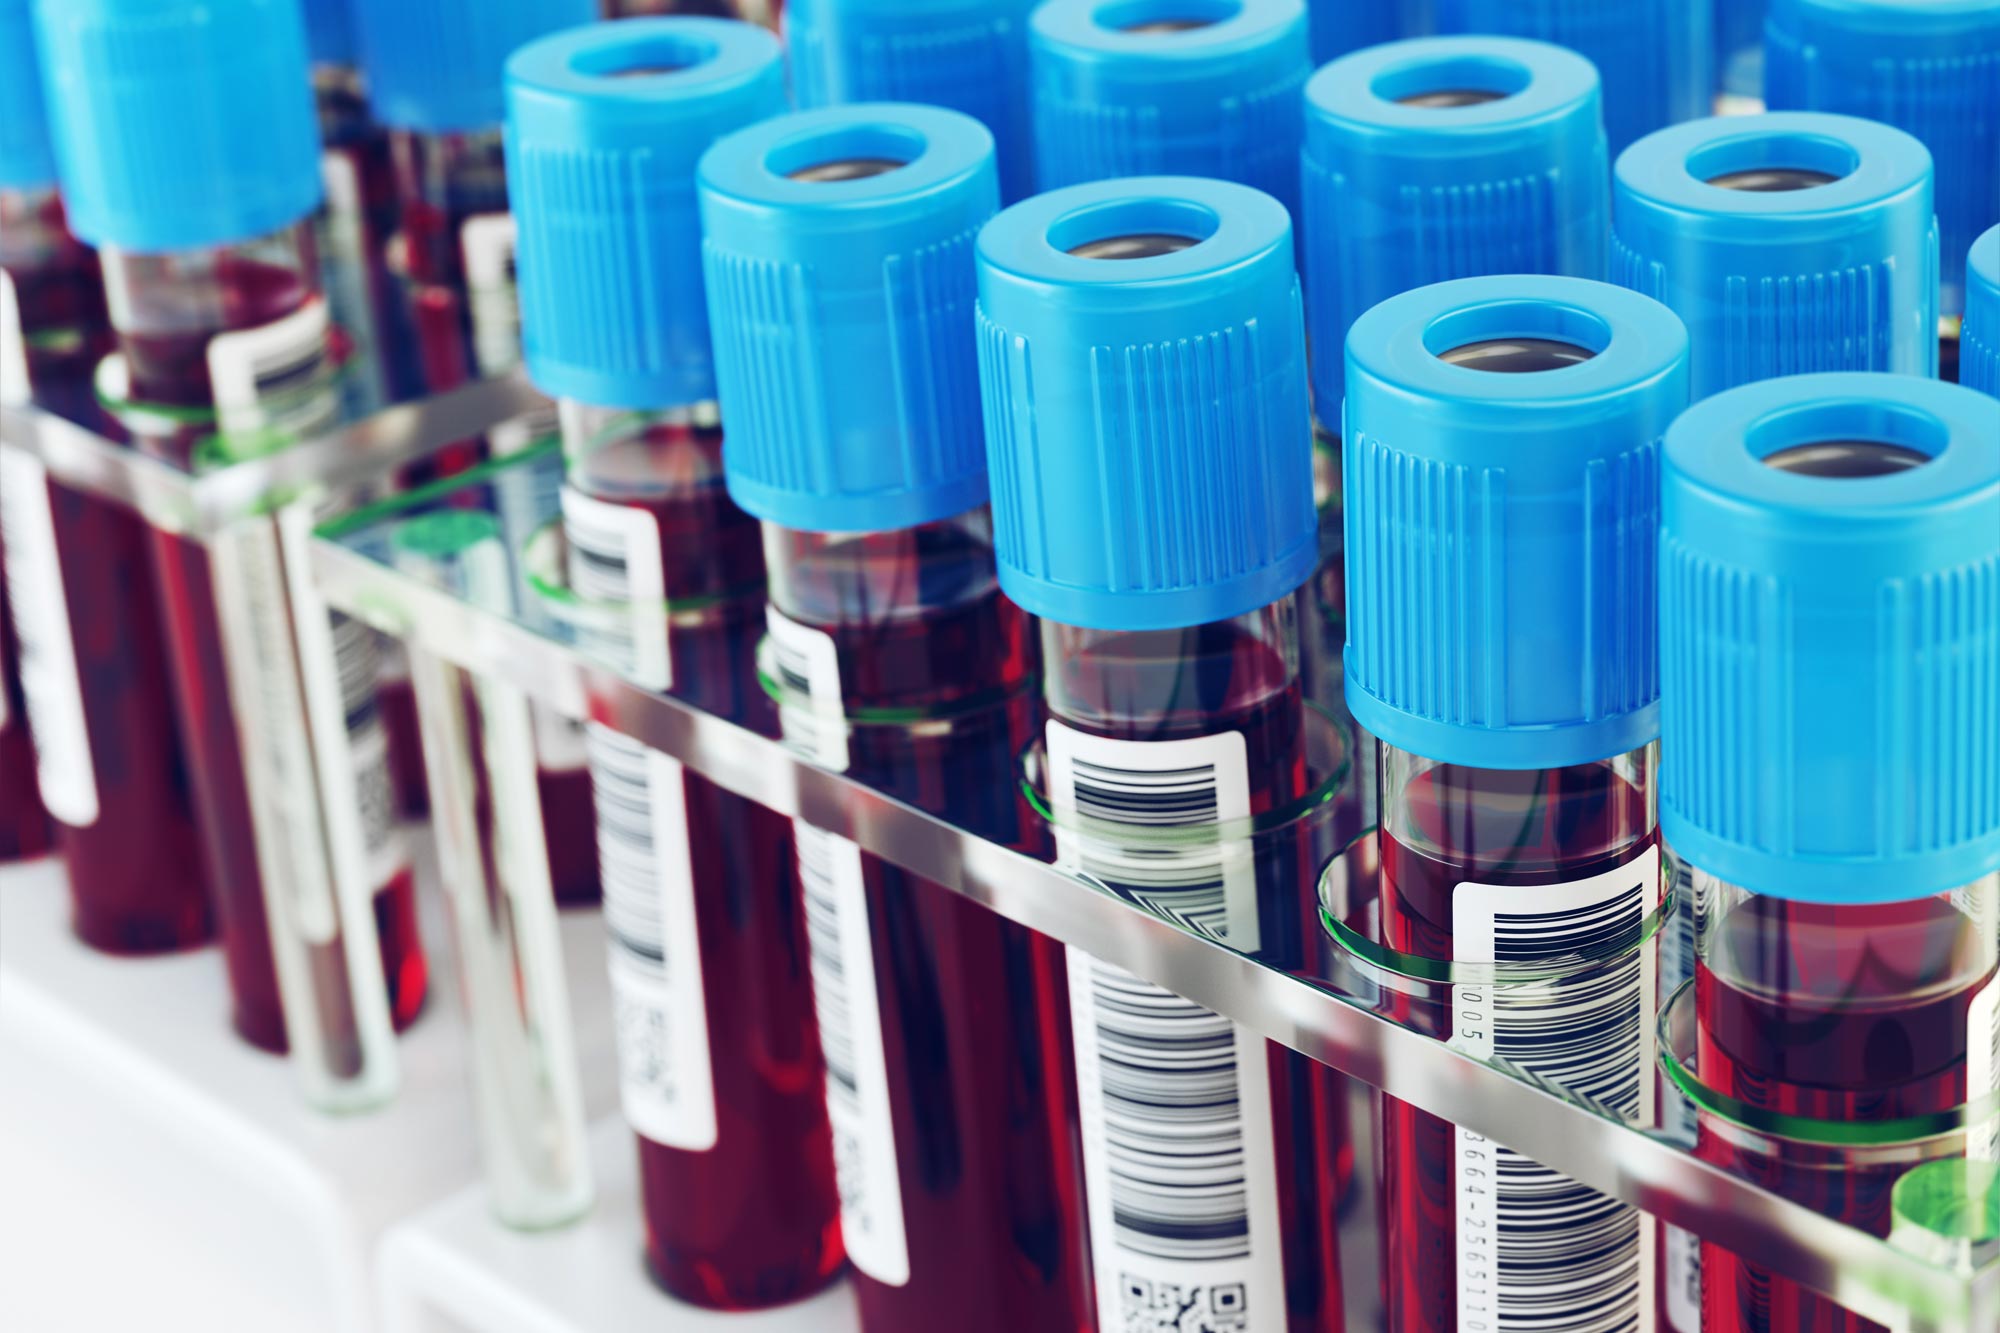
[1681,863,2000,1333]
[386,128,509,394]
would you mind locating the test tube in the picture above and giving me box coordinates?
[35,0,410,1101]
[3,0,210,951]
[784,0,1037,202]
[1613,112,1939,401]
[1430,0,1710,154]
[392,510,593,1229]
[701,103,1093,1332]
[978,176,1348,1333]
[1764,0,2000,381]
[1711,0,1766,115]
[1027,0,1310,211]
[1341,275,1689,1333]
[508,19,843,1305]
[1962,225,1999,401]
[1658,372,2000,1333]
[1301,35,1607,717]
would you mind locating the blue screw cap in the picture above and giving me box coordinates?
[1765,0,2000,317]
[976,176,1315,632]
[1342,275,1690,770]
[1305,0,1402,65]
[786,0,1036,203]
[508,18,786,409]
[34,0,322,252]
[1302,36,1608,431]
[1028,0,1310,214]
[702,104,999,534]
[1661,373,2000,904]
[352,0,597,134]
[0,0,55,190]
[301,0,356,68]
[1432,0,1711,154]
[1613,113,1939,401]
[1965,225,2000,398]
[1712,0,1765,103]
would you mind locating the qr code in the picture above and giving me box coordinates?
[1120,1275,1249,1333]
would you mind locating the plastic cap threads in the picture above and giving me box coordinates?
[351,0,598,134]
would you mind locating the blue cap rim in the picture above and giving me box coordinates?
[697,102,994,214]
[1663,818,2000,906]
[1349,689,1662,772]
[1031,0,1303,62]
[1973,224,2000,292]
[999,541,1321,633]
[1305,35,1598,137]
[1770,0,2000,41]
[1615,112,1932,224]
[506,16,781,108]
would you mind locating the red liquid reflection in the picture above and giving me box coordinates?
[122,251,426,1046]
[1378,761,1654,1333]
[577,420,842,1308]
[1055,621,1347,1333]
[1695,895,1996,1333]
[780,521,1095,1333]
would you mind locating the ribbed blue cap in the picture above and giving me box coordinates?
[1342,275,1690,770]
[702,105,998,534]
[301,0,356,67]
[1306,0,1402,65]
[1612,113,1939,401]
[507,19,785,409]
[352,0,597,134]
[1661,373,2000,903]
[34,0,321,253]
[0,0,56,190]
[1713,0,1765,101]
[1766,0,2000,317]
[976,176,1315,631]
[1965,226,2000,398]
[786,0,1035,203]
[1432,0,1711,154]
[1028,0,1310,215]
[1302,36,1608,429]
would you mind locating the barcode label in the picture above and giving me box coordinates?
[1,271,27,405]
[1452,846,1662,1333]
[561,485,671,691]
[462,212,522,378]
[1969,967,2000,1164]
[588,725,718,1152]
[1047,723,1284,1333]
[317,151,387,417]
[0,447,96,826]
[767,607,848,772]
[207,297,339,442]
[1659,858,1701,1333]
[797,819,910,1285]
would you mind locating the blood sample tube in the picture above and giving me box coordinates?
[784,0,1037,202]
[1431,0,1710,154]
[1764,0,2000,383]
[35,0,418,1088]
[1966,226,2000,400]
[1301,35,1606,716]
[1657,371,2000,1333]
[0,579,49,862]
[507,20,842,1305]
[1614,112,1939,401]
[978,176,1347,1333]
[1027,0,1310,212]
[1711,0,1766,116]
[700,103,1093,1333]
[2,0,210,951]
[1341,275,1689,1333]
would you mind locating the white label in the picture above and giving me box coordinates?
[0,447,96,826]
[797,820,910,1285]
[461,212,521,378]
[1969,968,2000,1165]
[1,271,28,406]
[1660,857,1701,1333]
[561,484,670,691]
[767,607,849,772]
[589,725,718,1152]
[1452,846,1662,1333]
[316,151,387,416]
[207,298,339,441]
[1047,722,1285,1333]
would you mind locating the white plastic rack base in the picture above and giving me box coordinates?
[377,1116,861,1333]
[0,849,617,1333]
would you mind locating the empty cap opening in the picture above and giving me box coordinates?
[764,122,927,183]
[1762,440,1934,477]
[1439,338,1598,373]
[1094,0,1242,33]
[1370,53,1534,108]
[570,33,719,79]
